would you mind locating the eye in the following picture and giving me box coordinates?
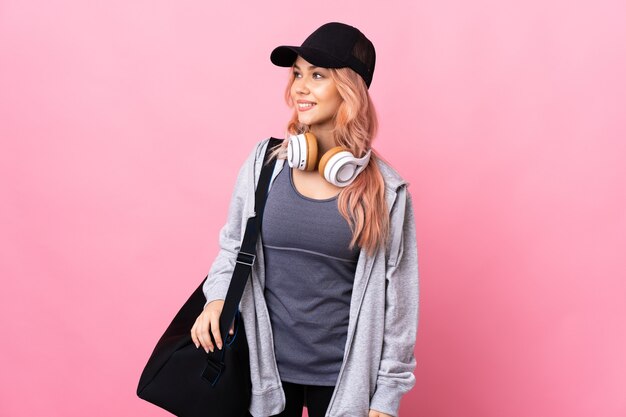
[292,70,324,79]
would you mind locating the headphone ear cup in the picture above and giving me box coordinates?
[288,132,319,171]
[318,146,349,184]
[320,147,372,187]
[303,132,318,171]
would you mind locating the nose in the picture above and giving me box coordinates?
[294,77,310,95]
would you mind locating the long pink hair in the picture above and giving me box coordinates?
[268,65,389,257]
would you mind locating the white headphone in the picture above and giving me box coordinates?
[286,132,372,187]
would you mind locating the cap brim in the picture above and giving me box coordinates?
[270,46,346,69]
[270,46,299,67]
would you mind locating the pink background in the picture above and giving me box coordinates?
[1,0,625,416]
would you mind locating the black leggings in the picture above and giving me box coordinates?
[272,380,335,417]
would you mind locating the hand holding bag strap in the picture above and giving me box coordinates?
[218,137,280,345]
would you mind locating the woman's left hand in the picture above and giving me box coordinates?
[369,410,394,417]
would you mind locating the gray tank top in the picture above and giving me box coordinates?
[261,165,360,385]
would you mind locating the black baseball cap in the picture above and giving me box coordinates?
[270,22,376,89]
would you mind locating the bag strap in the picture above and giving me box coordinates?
[218,137,281,339]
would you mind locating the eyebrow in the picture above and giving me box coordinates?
[292,64,321,70]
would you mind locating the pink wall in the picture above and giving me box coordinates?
[1,1,625,416]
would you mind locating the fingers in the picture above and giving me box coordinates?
[191,312,216,353]
[198,313,214,353]
[368,410,391,417]
[189,300,233,354]
[190,320,199,348]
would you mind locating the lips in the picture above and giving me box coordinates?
[297,100,316,111]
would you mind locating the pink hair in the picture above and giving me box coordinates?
[268,65,389,256]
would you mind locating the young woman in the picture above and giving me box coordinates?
[191,22,419,417]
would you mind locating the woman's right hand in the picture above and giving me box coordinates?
[191,299,235,353]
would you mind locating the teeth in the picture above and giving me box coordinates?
[298,103,315,108]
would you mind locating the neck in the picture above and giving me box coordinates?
[309,125,336,155]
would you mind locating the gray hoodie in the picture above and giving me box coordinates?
[203,138,419,417]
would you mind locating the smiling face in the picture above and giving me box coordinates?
[290,56,343,133]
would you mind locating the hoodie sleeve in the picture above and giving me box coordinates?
[202,140,265,308]
[369,186,420,417]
